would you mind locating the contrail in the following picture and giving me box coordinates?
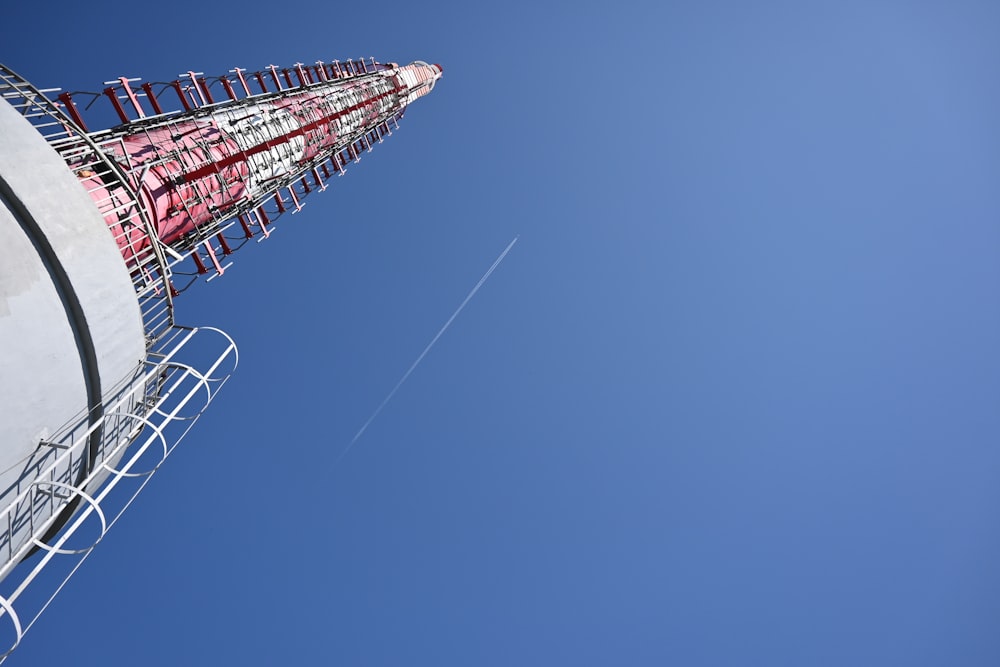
[335,235,519,464]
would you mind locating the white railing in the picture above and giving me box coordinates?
[0,326,238,659]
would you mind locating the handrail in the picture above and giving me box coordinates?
[0,326,237,660]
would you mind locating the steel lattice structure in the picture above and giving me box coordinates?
[62,58,442,283]
[0,56,441,658]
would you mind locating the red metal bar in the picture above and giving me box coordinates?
[294,64,307,87]
[274,192,286,213]
[256,206,272,237]
[170,81,193,111]
[268,65,282,90]
[191,251,208,275]
[216,233,233,255]
[197,77,215,104]
[187,72,206,105]
[232,68,252,97]
[220,76,238,101]
[202,240,225,275]
[57,92,89,131]
[103,86,130,123]
[254,71,268,93]
[140,83,164,115]
[286,187,303,212]
[118,77,146,118]
[237,214,254,238]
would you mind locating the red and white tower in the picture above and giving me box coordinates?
[63,58,442,281]
[0,56,442,657]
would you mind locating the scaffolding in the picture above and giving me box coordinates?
[0,65,238,657]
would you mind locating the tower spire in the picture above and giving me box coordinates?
[62,59,443,282]
[0,56,441,657]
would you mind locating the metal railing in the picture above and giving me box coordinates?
[0,64,176,344]
[0,65,239,657]
[0,326,238,659]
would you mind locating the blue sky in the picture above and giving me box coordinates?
[4,0,1000,664]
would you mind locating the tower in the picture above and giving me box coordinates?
[0,57,442,657]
